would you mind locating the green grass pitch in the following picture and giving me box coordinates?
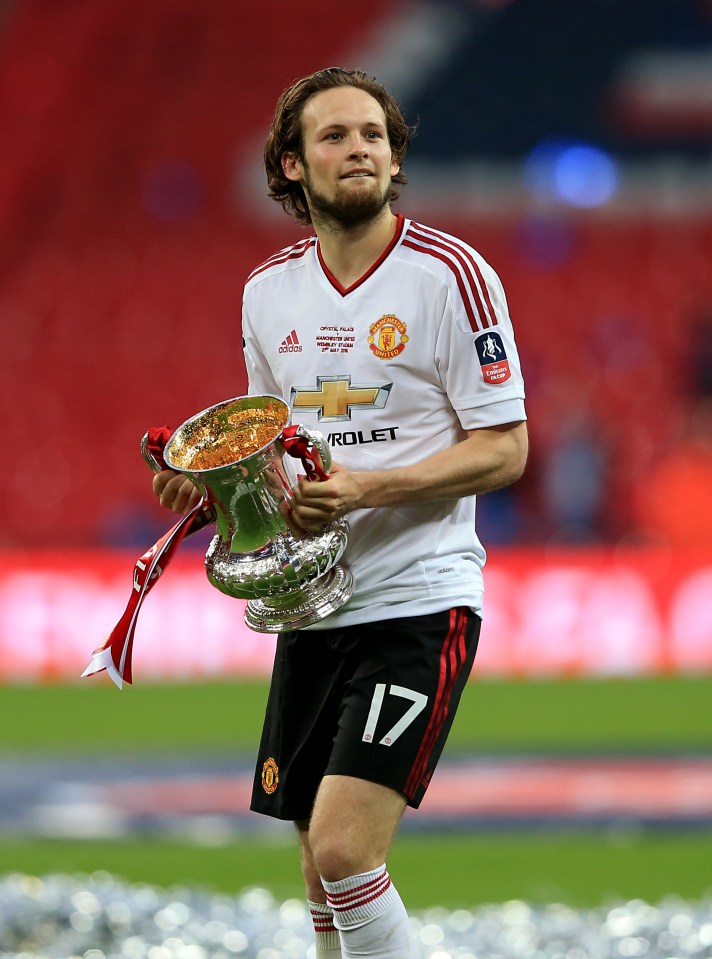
[1,677,711,908]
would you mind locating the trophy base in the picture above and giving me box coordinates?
[244,565,354,633]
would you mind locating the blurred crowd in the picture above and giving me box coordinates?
[0,0,711,552]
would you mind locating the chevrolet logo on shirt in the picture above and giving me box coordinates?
[291,375,392,422]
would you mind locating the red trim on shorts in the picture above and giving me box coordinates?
[404,608,469,799]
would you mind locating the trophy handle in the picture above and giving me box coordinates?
[141,430,168,473]
[281,425,331,481]
[140,429,170,474]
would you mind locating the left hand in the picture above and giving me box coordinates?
[290,462,363,532]
[152,469,203,514]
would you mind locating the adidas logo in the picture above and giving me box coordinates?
[279,329,303,354]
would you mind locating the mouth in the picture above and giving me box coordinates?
[341,170,373,179]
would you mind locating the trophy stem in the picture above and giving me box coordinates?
[161,394,354,632]
[244,566,354,633]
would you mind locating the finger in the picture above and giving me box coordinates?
[291,497,341,529]
[171,478,202,514]
[290,509,326,532]
[185,485,203,511]
[294,476,337,503]
[152,470,178,497]
[155,474,195,512]
[158,475,181,507]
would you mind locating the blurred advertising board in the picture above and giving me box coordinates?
[0,548,711,683]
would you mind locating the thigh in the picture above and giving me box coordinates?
[326,607,481,808]
[309,775,407,881]
[250,629,350,821]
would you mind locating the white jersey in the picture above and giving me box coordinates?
[241,214,526,627]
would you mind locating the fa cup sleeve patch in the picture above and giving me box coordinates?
[475,330,511,384]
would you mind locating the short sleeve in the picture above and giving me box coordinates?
[435,252,526,431]
[242,302,281,398]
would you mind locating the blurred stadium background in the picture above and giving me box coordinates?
[1,0,712,947]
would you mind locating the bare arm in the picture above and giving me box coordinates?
[291,420,528,530]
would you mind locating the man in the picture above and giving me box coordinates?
[155,67,527,958]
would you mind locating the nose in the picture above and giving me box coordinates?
[347,133,369,156]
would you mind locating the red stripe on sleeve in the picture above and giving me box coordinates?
[248,237,316,281]
[406,222,501,330]
[402,238,482,331]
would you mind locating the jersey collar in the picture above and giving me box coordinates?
[316,213,406,296]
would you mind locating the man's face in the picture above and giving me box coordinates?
[282,86,400,227]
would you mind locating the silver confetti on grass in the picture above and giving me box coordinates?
[0,873,711,959]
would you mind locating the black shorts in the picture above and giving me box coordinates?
[250,606,481,822]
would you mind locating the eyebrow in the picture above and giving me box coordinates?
[317,119,386,134]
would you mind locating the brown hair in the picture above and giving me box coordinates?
[264,67,414,226]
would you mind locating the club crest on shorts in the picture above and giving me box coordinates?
[475,330,511,384]
[368,314,408,360]
[261,757,279,795]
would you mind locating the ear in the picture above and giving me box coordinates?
[390,155,401,178]
[282,152,303,182]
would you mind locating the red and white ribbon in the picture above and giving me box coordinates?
[83,420,326,688]
[281,424,329,480]
[81,503,211,688]
[82,426,214,689]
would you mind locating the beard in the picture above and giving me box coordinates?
[303,170,391,229]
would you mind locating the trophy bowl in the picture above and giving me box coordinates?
[155,394,354,632]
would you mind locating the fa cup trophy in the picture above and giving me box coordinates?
[143,394,353,632]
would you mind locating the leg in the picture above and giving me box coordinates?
[296,818,326,902]
[307,774,414,958]
[308,774,406,881]
[296,775,405,951]
[253,612,480,957]
[297,819,342,958]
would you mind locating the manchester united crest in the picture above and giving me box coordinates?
[368,314,408,360]
[261,757,279,795]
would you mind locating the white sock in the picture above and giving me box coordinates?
[308,899,342,957]
[321,864,413,958]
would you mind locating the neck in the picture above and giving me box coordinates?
[314,208,399,289]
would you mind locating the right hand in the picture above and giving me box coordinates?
[152,469,202,514]
[290,461,362,531]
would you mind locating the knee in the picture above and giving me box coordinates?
[309,821,364,883]
[307,776,405,883]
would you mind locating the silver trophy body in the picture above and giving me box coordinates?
[151,395,353,632]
